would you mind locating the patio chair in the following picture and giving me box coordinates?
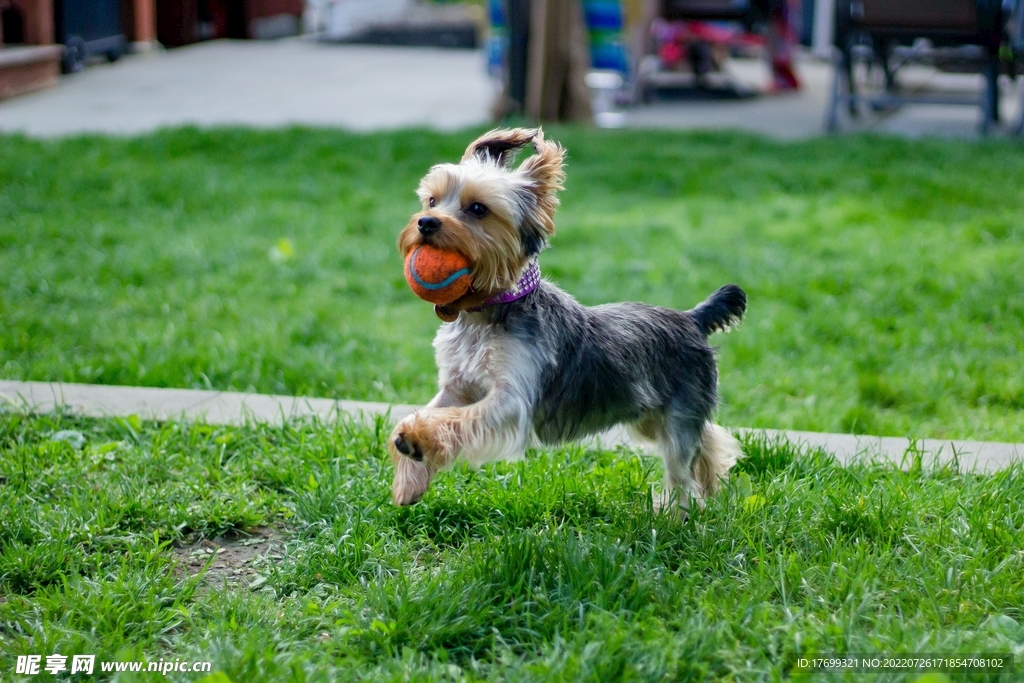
[1011,0,1024,133]
[826,0,1007,133]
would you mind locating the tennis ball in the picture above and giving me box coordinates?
[404,245,472,305]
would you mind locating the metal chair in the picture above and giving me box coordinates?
[1011,0,1024,134]
[826,0,1006,133]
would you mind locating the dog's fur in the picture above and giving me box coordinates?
[389,128,746,509]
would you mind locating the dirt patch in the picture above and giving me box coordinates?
[173,526,285,589]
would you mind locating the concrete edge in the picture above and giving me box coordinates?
[2,380,1021,473]
[0,380,419,427]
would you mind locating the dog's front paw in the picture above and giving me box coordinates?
[387,414,454,506]
[391,452,431,506]
[388,427,429,506]
[392,431,424,462]
[389,413,454,467]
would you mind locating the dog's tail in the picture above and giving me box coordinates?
[691,284,746,336]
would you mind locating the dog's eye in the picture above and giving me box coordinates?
[467,202,488,218]
[428,197,436,208]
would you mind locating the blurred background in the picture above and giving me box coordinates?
[2,0,1024,136]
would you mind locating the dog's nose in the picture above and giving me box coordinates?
[418,216,441,236]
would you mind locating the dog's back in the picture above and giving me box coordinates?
[484,282,745,451]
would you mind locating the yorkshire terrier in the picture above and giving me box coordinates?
[389,128,746,509]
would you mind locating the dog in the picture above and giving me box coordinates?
[389,128,745,510]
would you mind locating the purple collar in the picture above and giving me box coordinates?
[481,259,541,307]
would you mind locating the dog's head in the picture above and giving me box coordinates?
[398,128,565,304]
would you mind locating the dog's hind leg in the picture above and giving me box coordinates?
[692,423,742,498]
[653,415,740,511]
[652,414,704,511]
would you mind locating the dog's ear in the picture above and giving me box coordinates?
[462,128,538,167]
[516,130,566,238]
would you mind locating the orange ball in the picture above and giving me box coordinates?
[404,245,472,305]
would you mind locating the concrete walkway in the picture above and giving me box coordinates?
[1,38,1022,138]
[2,379,1019,473]
[0,39,493,136]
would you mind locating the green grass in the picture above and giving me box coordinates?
[1,409,1022,681]
[1,128,1023,441]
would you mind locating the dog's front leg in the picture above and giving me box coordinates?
[389,384,473,506]
[389,384,533,505]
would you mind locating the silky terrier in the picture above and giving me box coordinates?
[389,128,746,509]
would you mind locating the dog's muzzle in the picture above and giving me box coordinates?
[417,216,441,237]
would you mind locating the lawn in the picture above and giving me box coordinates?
[1,410,1022,681]
[1,128,1023,441]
